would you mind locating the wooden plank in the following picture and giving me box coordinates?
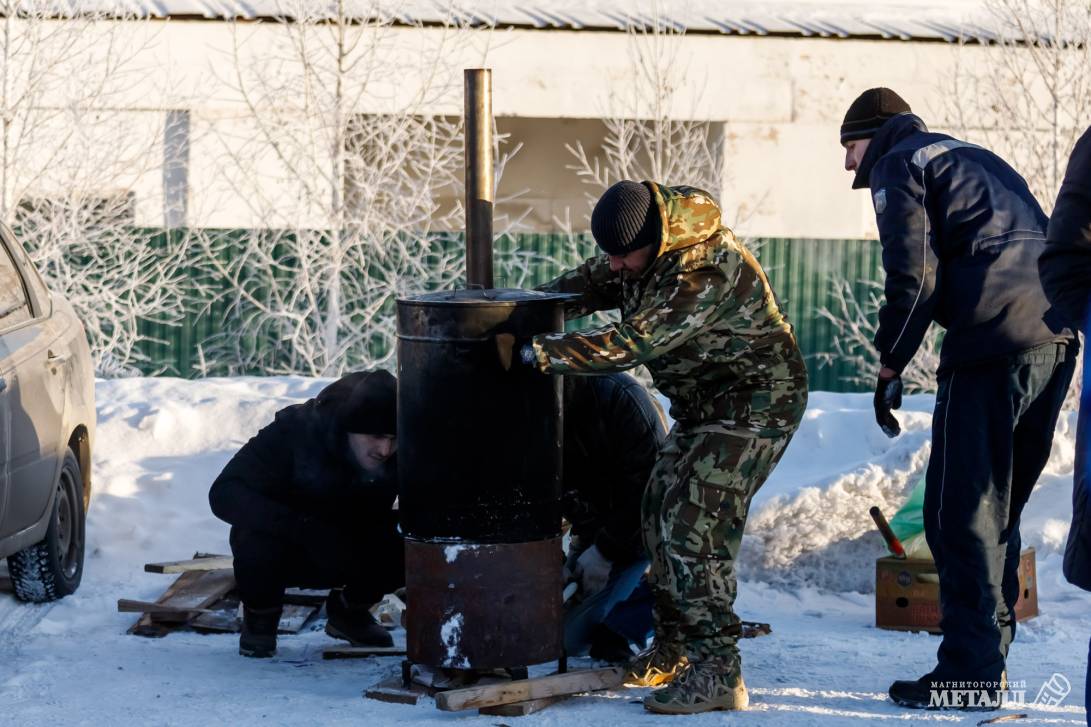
[435,667,624,712]
[128,571,205,637]
[283,588,329,607]
[322,645,407,660]
[189,606,240,633]
[479,695,567,716]
[128,569,236,637]
[740,621,772,639]
[277,604,317,634]
[144,556,233,574]
[363,676,424,705]
[156,569,235,610]
[117,599,214,615]
[190,603,316,634]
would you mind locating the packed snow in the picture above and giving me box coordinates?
[1,376,1089,725]
[440,613,467,669]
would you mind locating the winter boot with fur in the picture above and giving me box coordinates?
[239,604,283,658]
[624,641,689,688]
[643,660,749,714]
[324,589,393,647]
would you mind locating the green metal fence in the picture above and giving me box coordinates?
[134,232,883,391]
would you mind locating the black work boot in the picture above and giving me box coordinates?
[889,673,1002,711]
[324,589,393,647]
[240,604,283,658]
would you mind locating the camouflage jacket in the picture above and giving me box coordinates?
[532,183,807,434]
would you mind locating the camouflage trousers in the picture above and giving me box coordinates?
[641,421,800,671]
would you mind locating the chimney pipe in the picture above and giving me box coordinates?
[464,68,494,289]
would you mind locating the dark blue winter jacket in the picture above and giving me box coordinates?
[1041,126,1091,331]
[1042,126,1091,591]
[855,113,1073,374]
[1065,321,1091,592]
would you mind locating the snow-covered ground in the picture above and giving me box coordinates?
[1,377,1088,726]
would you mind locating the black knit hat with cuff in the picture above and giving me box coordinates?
[841,88,912,144]
[590,180,662,256]
[317,370,397,436]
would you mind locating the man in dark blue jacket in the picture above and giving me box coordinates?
[1040,125,1091,726]
[841,88,1077,710]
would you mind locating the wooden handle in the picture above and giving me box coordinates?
[869,506,906,559]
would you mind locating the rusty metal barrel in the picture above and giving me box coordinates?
[396,288,569,670]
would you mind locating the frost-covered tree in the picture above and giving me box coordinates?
[199,1,531,377]
[553,2,727,387]
[815,280,941,394]
[0,3,188,375]
[819,0,1091,394]
[945,0,1091,213]
[562,3,723,217]
[942,0,1091,407]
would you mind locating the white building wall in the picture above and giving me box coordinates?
[20,19,993,238]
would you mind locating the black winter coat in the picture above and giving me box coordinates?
[857,114,1073,374]
[1041,126,1091,330]
[208,397,397,541]
[1041,126,1091,592]
[562,373,666,565]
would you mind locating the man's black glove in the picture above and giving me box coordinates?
[873,372,903,438]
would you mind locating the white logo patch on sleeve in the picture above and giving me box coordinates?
[873,188,887,214]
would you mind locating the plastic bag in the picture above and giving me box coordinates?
[888,475,933,560]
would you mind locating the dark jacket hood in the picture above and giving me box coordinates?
[853,113,929,190]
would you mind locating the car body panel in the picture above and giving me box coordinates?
[0,225,94,560]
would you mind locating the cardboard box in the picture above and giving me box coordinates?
[875,547,1038,633]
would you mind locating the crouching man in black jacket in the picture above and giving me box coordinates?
[841,88,1077,709]
[209,370,402,658]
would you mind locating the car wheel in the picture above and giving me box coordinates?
[7,449,85,602]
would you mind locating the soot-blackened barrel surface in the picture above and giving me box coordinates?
[397,289,569,542]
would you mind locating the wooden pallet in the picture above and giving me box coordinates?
[189,600,318,635]
[127,568,238,637]
[125,554,324,637]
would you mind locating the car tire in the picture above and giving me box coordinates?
[7,449,86,602]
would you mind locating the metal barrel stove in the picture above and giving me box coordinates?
[397,289,568,669]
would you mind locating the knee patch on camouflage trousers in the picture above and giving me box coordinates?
[644,426,797,663]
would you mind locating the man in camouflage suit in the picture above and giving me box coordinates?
[519,180,807,714]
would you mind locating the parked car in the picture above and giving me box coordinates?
[0,223,94,602]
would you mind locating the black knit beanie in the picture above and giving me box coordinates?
[317,370,397,435]
[590,181,662,256]
[840,88,912,144]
